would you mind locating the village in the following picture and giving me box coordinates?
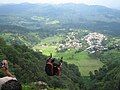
[57,32,107,53]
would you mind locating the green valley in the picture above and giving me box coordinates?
[0,3,120,90]
[33,44,103,76]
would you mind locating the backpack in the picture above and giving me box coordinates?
[45,63,53,76]
[53,64,58,75]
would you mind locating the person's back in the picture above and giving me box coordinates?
[53,63,58,75]
[1,79,22,90]
[45,57,63,77]
[0,76,17,89]
[55,60,63,76]
[52,59,63,76]
[45,59,54,76]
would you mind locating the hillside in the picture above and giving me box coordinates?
[88,47,120,90]
[0,37,85,90]
[33,30,107,76]
[0,3,120,90]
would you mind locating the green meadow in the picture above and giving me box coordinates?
[33,45,103,76]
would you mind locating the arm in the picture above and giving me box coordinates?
[1,67,15,78]
[46,53,52,63]
[59,57,63,66]
[1,60,15,78]
[50,53,52,58]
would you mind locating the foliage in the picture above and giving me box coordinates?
[0,37,84,89]
[34,44,103,76]
[89,49,120,90]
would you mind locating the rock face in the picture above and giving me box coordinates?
[32,81,48,90]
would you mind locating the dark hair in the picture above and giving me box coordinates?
[60,60,63,63]
[51,59,55,63]
[1,80,22,90]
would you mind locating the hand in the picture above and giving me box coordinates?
[1,60,15,77]
[50,53,52,58]
[1,60,8,70]
[61,57,63,60]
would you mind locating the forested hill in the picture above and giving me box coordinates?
[88,47,120,90]
[0,3,120,90]
[0,37,85,90]
[0,3,120,35]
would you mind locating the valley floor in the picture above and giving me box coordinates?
[33,45,103,76]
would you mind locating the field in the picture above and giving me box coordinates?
[33,45,57,56]
[40,35,64,45]
[33,45,103,76]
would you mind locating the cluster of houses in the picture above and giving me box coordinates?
[83,32,107,53]
[57,32,82,52]
[57,32,108,53]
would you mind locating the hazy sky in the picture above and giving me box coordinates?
[0,0,119,9]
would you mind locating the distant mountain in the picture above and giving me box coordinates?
[0,3,120,35]
[0,3,120,21]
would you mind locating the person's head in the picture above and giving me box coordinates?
[47,58,52,63]
[1,60,8,69]
[60,60,63,63]
[51,58,55,63]
[1,80,22,90]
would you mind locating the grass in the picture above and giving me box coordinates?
[54,50,103,76]
[33,45,57,56]
[33,45,103,76]
[22,84,66,90]
[68,59,103,76]
[22,85,32,90]
[40,35,64,45]
[0,33,31,45]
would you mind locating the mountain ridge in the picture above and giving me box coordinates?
[0,3,120,35]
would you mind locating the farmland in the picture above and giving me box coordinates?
[33,45,103,76]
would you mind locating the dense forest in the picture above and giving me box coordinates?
[88,46,120,90]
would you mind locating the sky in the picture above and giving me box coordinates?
[0,0,119,9]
